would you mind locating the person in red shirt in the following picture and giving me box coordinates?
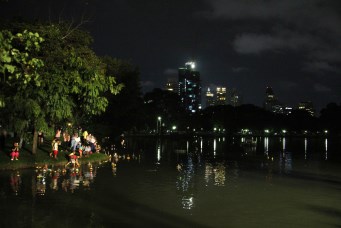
[51,139,59,159]
[65,152,80,168]
[10,142,19,161]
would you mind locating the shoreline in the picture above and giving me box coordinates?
[0,138,111,171]
[0,151,110,171]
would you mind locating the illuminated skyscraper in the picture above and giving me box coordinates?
[297,101,315,117]
[165,77,178,93]
[205,87,215,107]
[178,62,202,113]
[263,86,278,111]
[229,88,241,107]
[216,87,227,105]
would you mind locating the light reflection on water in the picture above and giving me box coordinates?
[325,138,328,160]
[1,136,341,227]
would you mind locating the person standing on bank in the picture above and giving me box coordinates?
[10,142,20,161]
[55,128,61,141]
[51,139,59,159]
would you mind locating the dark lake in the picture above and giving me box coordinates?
[1,136,341,227]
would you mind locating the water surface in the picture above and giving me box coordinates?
[0,136,340,227]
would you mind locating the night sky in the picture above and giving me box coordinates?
[1,0,340,112]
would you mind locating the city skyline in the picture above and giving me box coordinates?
[1,0,340,112]
[166,62,316,114]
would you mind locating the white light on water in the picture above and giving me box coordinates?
[325,138,328,160]
[213,139,217,157]
[304,138,307,160]
[200,138,203,153]
[264,137,269,156]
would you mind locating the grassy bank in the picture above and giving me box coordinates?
[0,137,110,170]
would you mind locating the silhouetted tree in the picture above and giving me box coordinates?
[143,88,187,132]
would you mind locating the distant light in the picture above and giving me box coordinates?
[324,130,328,134]
[172,126,177,130]
[158,116,161,121]
[242,129,249,134]
[264,129,269,133]
[185,61,196,69]
[282,130,287,134]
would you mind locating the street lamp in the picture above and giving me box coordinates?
[157,116,162,134]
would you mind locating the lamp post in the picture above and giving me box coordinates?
[157,116,162,135]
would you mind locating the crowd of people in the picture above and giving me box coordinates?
[4,126,125,166]
[51,127,102,167]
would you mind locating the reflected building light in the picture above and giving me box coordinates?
[176,156,195,210]
[204,163,213,186]
[325,138,328,160]
[223,137,225,142]
[304,138,307,160]
[187,140,189,153]
[157,145,161,162]
[241,137,245,143]
[214,163,226,187]
[264,137,269,156]
[213,139,217,157]
[156,139,161,163]
[200,138,203,153]
[182,196,194,210]
[282,137,286,152]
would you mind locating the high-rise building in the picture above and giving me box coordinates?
[263,86,278,111]
[178,61,202,113]
[283,106,293,115]
[297,101,315,117]
[165,77,178,93]
[216,87,227,105]
[205,87,215,107]
[229,88,241,107]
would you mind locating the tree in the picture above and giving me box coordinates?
[0,29,45,149]
[98,57,144,136]
[0,22,123,154]
[319,103,341,134]
[143,88,187,132]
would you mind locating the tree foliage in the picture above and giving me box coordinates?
[0,22,123,153]
[0,29,46,145]
[143,88,187,131]
[97,57,144,136]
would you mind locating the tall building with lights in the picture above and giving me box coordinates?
[165,77,178,93]
[178,61,202,113]
[229,88,241,107]
[205,87,215,107]
[263,86,278,111]
[216,87,227,105]
[297,101,315,117]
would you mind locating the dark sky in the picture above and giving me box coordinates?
[1,0,341,112]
